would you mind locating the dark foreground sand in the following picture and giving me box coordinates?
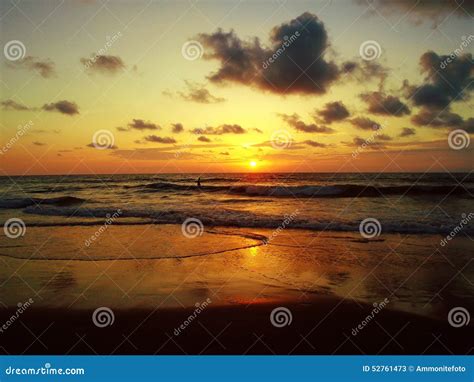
[1,298,473,355]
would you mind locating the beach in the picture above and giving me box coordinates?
[1,224,472,354]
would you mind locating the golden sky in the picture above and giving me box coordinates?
[0,0,472,175]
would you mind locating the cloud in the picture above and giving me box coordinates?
[172,123,184,133]
[112,148,200,161]
[198,12,341,95]
[253,128,263,133]
[356,0,474,26]
[80,55,126,74]
[1,99,30,111]
[177,81,225,103]
[192,124,246,135]
[404,51,473,109]
[220,151,229,155]
[303,140,327,148]
[280,113,335,133]
[360,91,410,116]
[341,60,389,90]
[116,126,130,132]
[400,127,416,137]
[32,141,46,146]
[346,137,386,149]
[349,117,381,130]
[144,135,176,144]
[8,56,56,78]
[198,136,211,142]
[128,119,161,130]
[315,101,350,123]
[411,109,474,132]
[42,100,79,115]
[376,134,392,141]
[86,142,118,149]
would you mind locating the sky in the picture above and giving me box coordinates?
[0,0,473,175]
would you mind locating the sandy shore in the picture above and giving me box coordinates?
[0,224,472,354]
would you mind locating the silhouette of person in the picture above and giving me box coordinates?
[197,177,201,188]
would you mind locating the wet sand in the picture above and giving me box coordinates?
[0,224,472,354]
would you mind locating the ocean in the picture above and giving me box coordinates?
[1,172,472,234]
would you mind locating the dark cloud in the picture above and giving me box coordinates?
[172,123,184,133]
[144,135,176,144]
[86,142,118,149]
[356,0,474,26]
[404,51,473,109]
[178,81,226,104]
[220,151,229,155]
[128,119,160,130]
[1,99,30,111]
[280,113,335,133]
[192,124,246,135]
[303,140,327,148]
[411,109,473,131]
[116,126,130,132]
[399,127,416,137]
[42,100,79,115]
[342,60,389,91]
[9,56,56,78]
[347,137,385,149]
[198,136,211,142]
[315,101,350,123]
[80,55,126,74]
[360,91,410,116]
[198,12,340,95]
[376,134,392,141]
[349,117,381,130]
[32,141,46,146]
[253,128,263,133]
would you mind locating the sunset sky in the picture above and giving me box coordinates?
[0,0,472,175]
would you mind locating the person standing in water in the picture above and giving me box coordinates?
[197,177,201,188]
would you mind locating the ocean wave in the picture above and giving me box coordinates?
[134,182,473,198]
[18,205,473,234]
[0,196,86,209]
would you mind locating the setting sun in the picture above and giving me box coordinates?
[249,161,257,168]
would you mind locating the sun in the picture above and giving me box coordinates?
[249,160,257,168]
